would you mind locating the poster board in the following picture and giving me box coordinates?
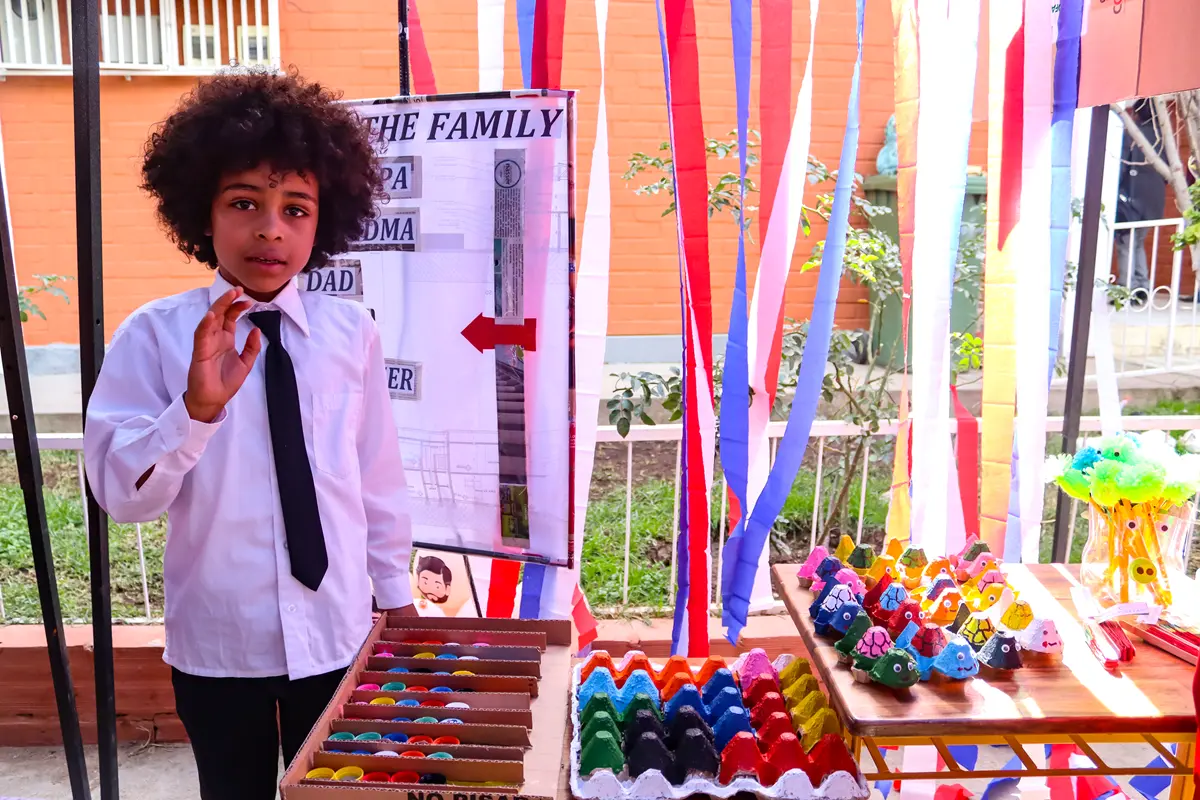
[1077,0,1200,106]
[310,91,575,568]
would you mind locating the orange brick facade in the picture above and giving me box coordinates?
[0,0,987,348]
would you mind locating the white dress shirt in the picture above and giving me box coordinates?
[84,273,413,680]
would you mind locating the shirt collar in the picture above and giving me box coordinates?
[208,271,311,338]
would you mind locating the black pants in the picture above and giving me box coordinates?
[172,666,345,800]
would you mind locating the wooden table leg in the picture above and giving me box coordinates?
[1169,741,1194,800]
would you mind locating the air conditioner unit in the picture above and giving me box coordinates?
[182,23,217,66]
[102,13,163,66]
[0,0,59,68]
[237,24,270,66]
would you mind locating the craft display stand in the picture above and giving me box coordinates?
[279,615,573,799]
[772,563,1197,797]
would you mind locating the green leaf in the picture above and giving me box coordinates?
[617,417,631,438]
[639,412,654,426]
[609,409,621,424]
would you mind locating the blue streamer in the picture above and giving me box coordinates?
[980,756,1023,800]
[1129,758,1172,800]
[721,0,864,643]
[519,563,546,617]
[718,0,752,521]
[517,0,536,88]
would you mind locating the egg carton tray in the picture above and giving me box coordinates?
[568,652,869,800]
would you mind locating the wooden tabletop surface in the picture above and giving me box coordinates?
[773,562,1197,739]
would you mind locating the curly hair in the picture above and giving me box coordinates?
[141,68,383,271]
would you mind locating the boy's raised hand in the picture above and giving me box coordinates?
[184,287,263,423]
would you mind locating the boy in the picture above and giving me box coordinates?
[83,69,416,800]
[416,554,453,607]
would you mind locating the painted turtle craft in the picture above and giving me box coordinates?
[898,546,929,572]
[907,623,949,681]
[925,576,958,605]
[978,633,1024,674]
[960,615,997,651]
[834,611,872,663]
[869,648,921,689]
[886,600,926,639]
[862,573,892,618]
[948,602,972,634]
[811,556,845,593]
[927,589,963,624]
[821,583,856,614]
[894,621,919,651]
[851,627,893,673]
[833,567,868,598]
[809,581,848,619]
[866,555,897,587]
[965,582,1005,613]
[931,636,980,681]
[833,535,856,564]
[879,583,909,613]
[830,601,865,637]
[976,569,1007,591]
[797,546,830,587]
[962,552,998,581]
[1000,599,1034,632]
[962,540,991,563]
[924,557,954,582]
[848,544,876,575]
[813,601,851,637]
[1018,619,1064,658]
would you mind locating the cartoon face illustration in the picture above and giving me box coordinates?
[978,633,1024,671]
[1000,600,1034,631]
[831,602,864,635]
[416,555,452,603]
[887,600,926,639]
[1018,619,1063,654]
[1130,558,1158,585]
[869,648,921,689]
[932,637,980,680]
[879,584,909,613]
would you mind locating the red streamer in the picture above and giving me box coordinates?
[952,385,979,538]
[406,0,438,95]
[532,0,566,90]
[487,560,521,618]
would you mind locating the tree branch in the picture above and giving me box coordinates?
[1152,96,1193,208]
[1113,103,1176,185]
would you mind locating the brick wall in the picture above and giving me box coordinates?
[0,0,989,346]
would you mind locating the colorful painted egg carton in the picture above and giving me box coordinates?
[571,650,867,800]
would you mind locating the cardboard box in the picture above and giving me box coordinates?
[279,614,572,799]
[1078,0,1200,106]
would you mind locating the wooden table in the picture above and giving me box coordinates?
[773,562,1197,796]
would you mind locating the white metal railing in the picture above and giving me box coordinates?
[1102,217,1198,376]
[0,416,1198,623]
[592,415,1200,614]
[0,0,280,74]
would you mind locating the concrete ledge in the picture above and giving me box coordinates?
[0,616,810,746]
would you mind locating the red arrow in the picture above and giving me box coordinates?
[461,314,538,353]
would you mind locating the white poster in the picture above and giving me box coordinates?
[317,92,575,567]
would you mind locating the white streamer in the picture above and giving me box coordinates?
[477,0,506,91]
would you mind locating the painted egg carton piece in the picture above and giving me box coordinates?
[569,653,868,800]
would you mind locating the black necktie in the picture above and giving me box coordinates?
[249,310,328,592]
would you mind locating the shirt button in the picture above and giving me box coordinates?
[288,604,297,613]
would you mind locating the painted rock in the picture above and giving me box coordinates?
[1018,618,1064,655]
[960,615,997,651]
[978,632,1023,673]
[931,636,980,680]
[1000,600,1035,632]
[869,648,921,689]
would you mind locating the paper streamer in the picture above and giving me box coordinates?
[979,0,1023,554]
[742,0,819,600]
[517,0,536,88]
[1003,0,1054,565]
[908,0,979,558]
[406,0,437,95]
[952,385,979,538]
[718,0,753,537]
[544,0,610,644]
[532,0,566,90]
[883,0,917,548]
[757,0,793,408]
[658,0,717,657]
[897,745,939,800]
[477,0,506,91]
[1049,0,1082,380]
[722,0,863,644]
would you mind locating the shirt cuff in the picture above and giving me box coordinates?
[372,575,414,610]
[158,393,226,458]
